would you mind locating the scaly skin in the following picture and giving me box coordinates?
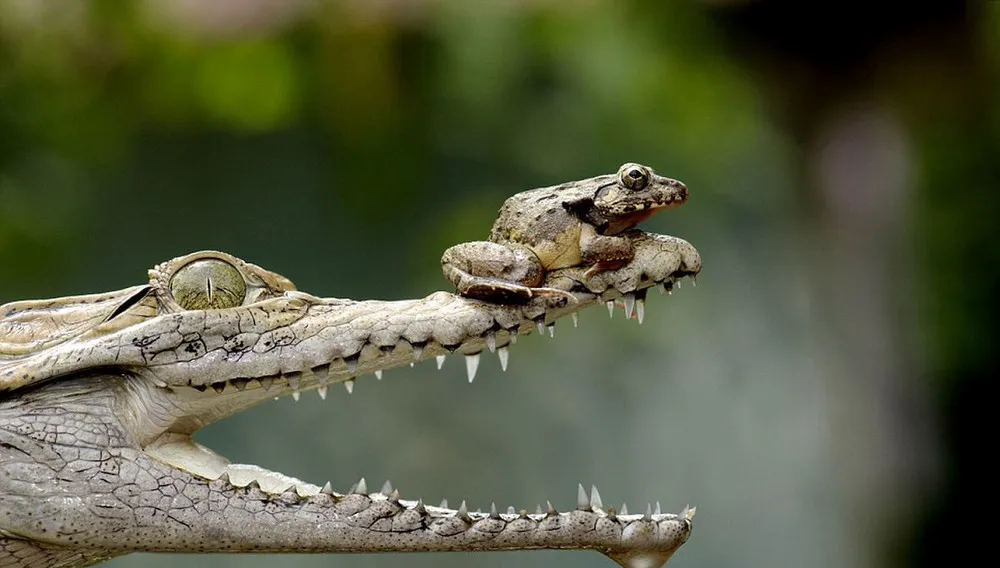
[0,230,700,568]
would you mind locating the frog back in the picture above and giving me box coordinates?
[488,185,585,270]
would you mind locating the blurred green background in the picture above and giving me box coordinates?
[1,1,995,567]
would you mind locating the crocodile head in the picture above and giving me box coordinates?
[0,230,700,568]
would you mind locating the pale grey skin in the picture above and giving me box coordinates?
[442,163,689,303]
[0,231,700,568]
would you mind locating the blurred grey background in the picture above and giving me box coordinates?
[1,1,995,567]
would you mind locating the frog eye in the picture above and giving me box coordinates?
[169,259,247,310]
[620,165,649,191]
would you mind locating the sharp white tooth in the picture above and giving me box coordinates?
[439,499,448,509]
[490,503,499,518]
[507,506,516,515]
[465,353,480,383]
[659,283,666,295]
[286,372,301,390]
[547,324,555,338]
[676,280,682,289]
[344,379,355,394]
[436,354,446,369]
[590,485,604,510]
[410,362,414,367]
[413,344,424,361]
[374,370,383,380]
[485,331,496,353]
[320,481,333,495]
[623,293,635,319]
[643,503,652,521]
[536,320,545,335]
[317,385,328,400]
[606,300,615,317]
[258,376,274,391]
[291,391,300,402]
[654,501,661,516]
[497,346,509,372]
[691,278,697,287]
[577,483,589,511]
[381,480,393,495]
[508,331,517,344]
[620,503,628,515]
[636,298,645,324]
[571,312,579,327]
[355,478,368,495]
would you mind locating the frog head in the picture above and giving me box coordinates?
[564,163,688,236]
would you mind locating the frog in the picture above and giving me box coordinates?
[441,162,689,303]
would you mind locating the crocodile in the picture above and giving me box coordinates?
[0,230,700,568]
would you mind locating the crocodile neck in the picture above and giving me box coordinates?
[0,231,700,568]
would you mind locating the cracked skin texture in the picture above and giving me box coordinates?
[0,230,700,568]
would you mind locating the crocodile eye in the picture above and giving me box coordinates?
[169,259,247,310]
[621,166,649,191]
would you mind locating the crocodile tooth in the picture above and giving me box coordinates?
[497,346,509,372]
[258,376,274,391]
[659,283,666,295]
[590,485,604,511]
[344,379,355,394]
[381,480,393,495]
[577,483,590,511]
[507,506,516,515]
[374,370,383,380]
[623,293,636,319]
[229,378,249,391]
[676,280,682,289]
[546,501,557,516]
[571,312,579,327]
[507,329,518,344]
[465,353,480,383]
[654,501,661,516]
[435,355,446,369]
[643,503,652,521]
[317,385,328,400]
[547,323,555,338]
[535,320,546,335]
[692,276,698,287]
[412,343,424,361]
[683,505,697,520]
[388,489,400,502]
[414,499,426,514]
[489,503,500,519]
[457,501,471,523]
[345,356,358,375]
[321,481,333,495]
[439,499,448,509]
[485,330,497,353]
[211,382,226,394]
[606,300,615,317]
[313,364,330,384]
[352,478,367,495]
[519,509,528,519]
[286,372,301,391]
[636,298,645,324]
[620,503,629,515]
[535,504,542,515]
[291,391,300,402]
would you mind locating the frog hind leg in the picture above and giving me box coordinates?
[441,241,575,304]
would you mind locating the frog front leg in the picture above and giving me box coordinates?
[442,241,575,304]
[579,223,635,278]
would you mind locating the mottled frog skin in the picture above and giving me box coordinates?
[442,163,688,303]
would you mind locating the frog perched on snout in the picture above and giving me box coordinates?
[442,162,688,303]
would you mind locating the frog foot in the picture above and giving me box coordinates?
[461,279,577,305]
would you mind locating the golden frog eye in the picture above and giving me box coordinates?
[620,164,649,191]
[169,259,247,310]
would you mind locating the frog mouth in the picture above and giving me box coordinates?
[605,202,680,235]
